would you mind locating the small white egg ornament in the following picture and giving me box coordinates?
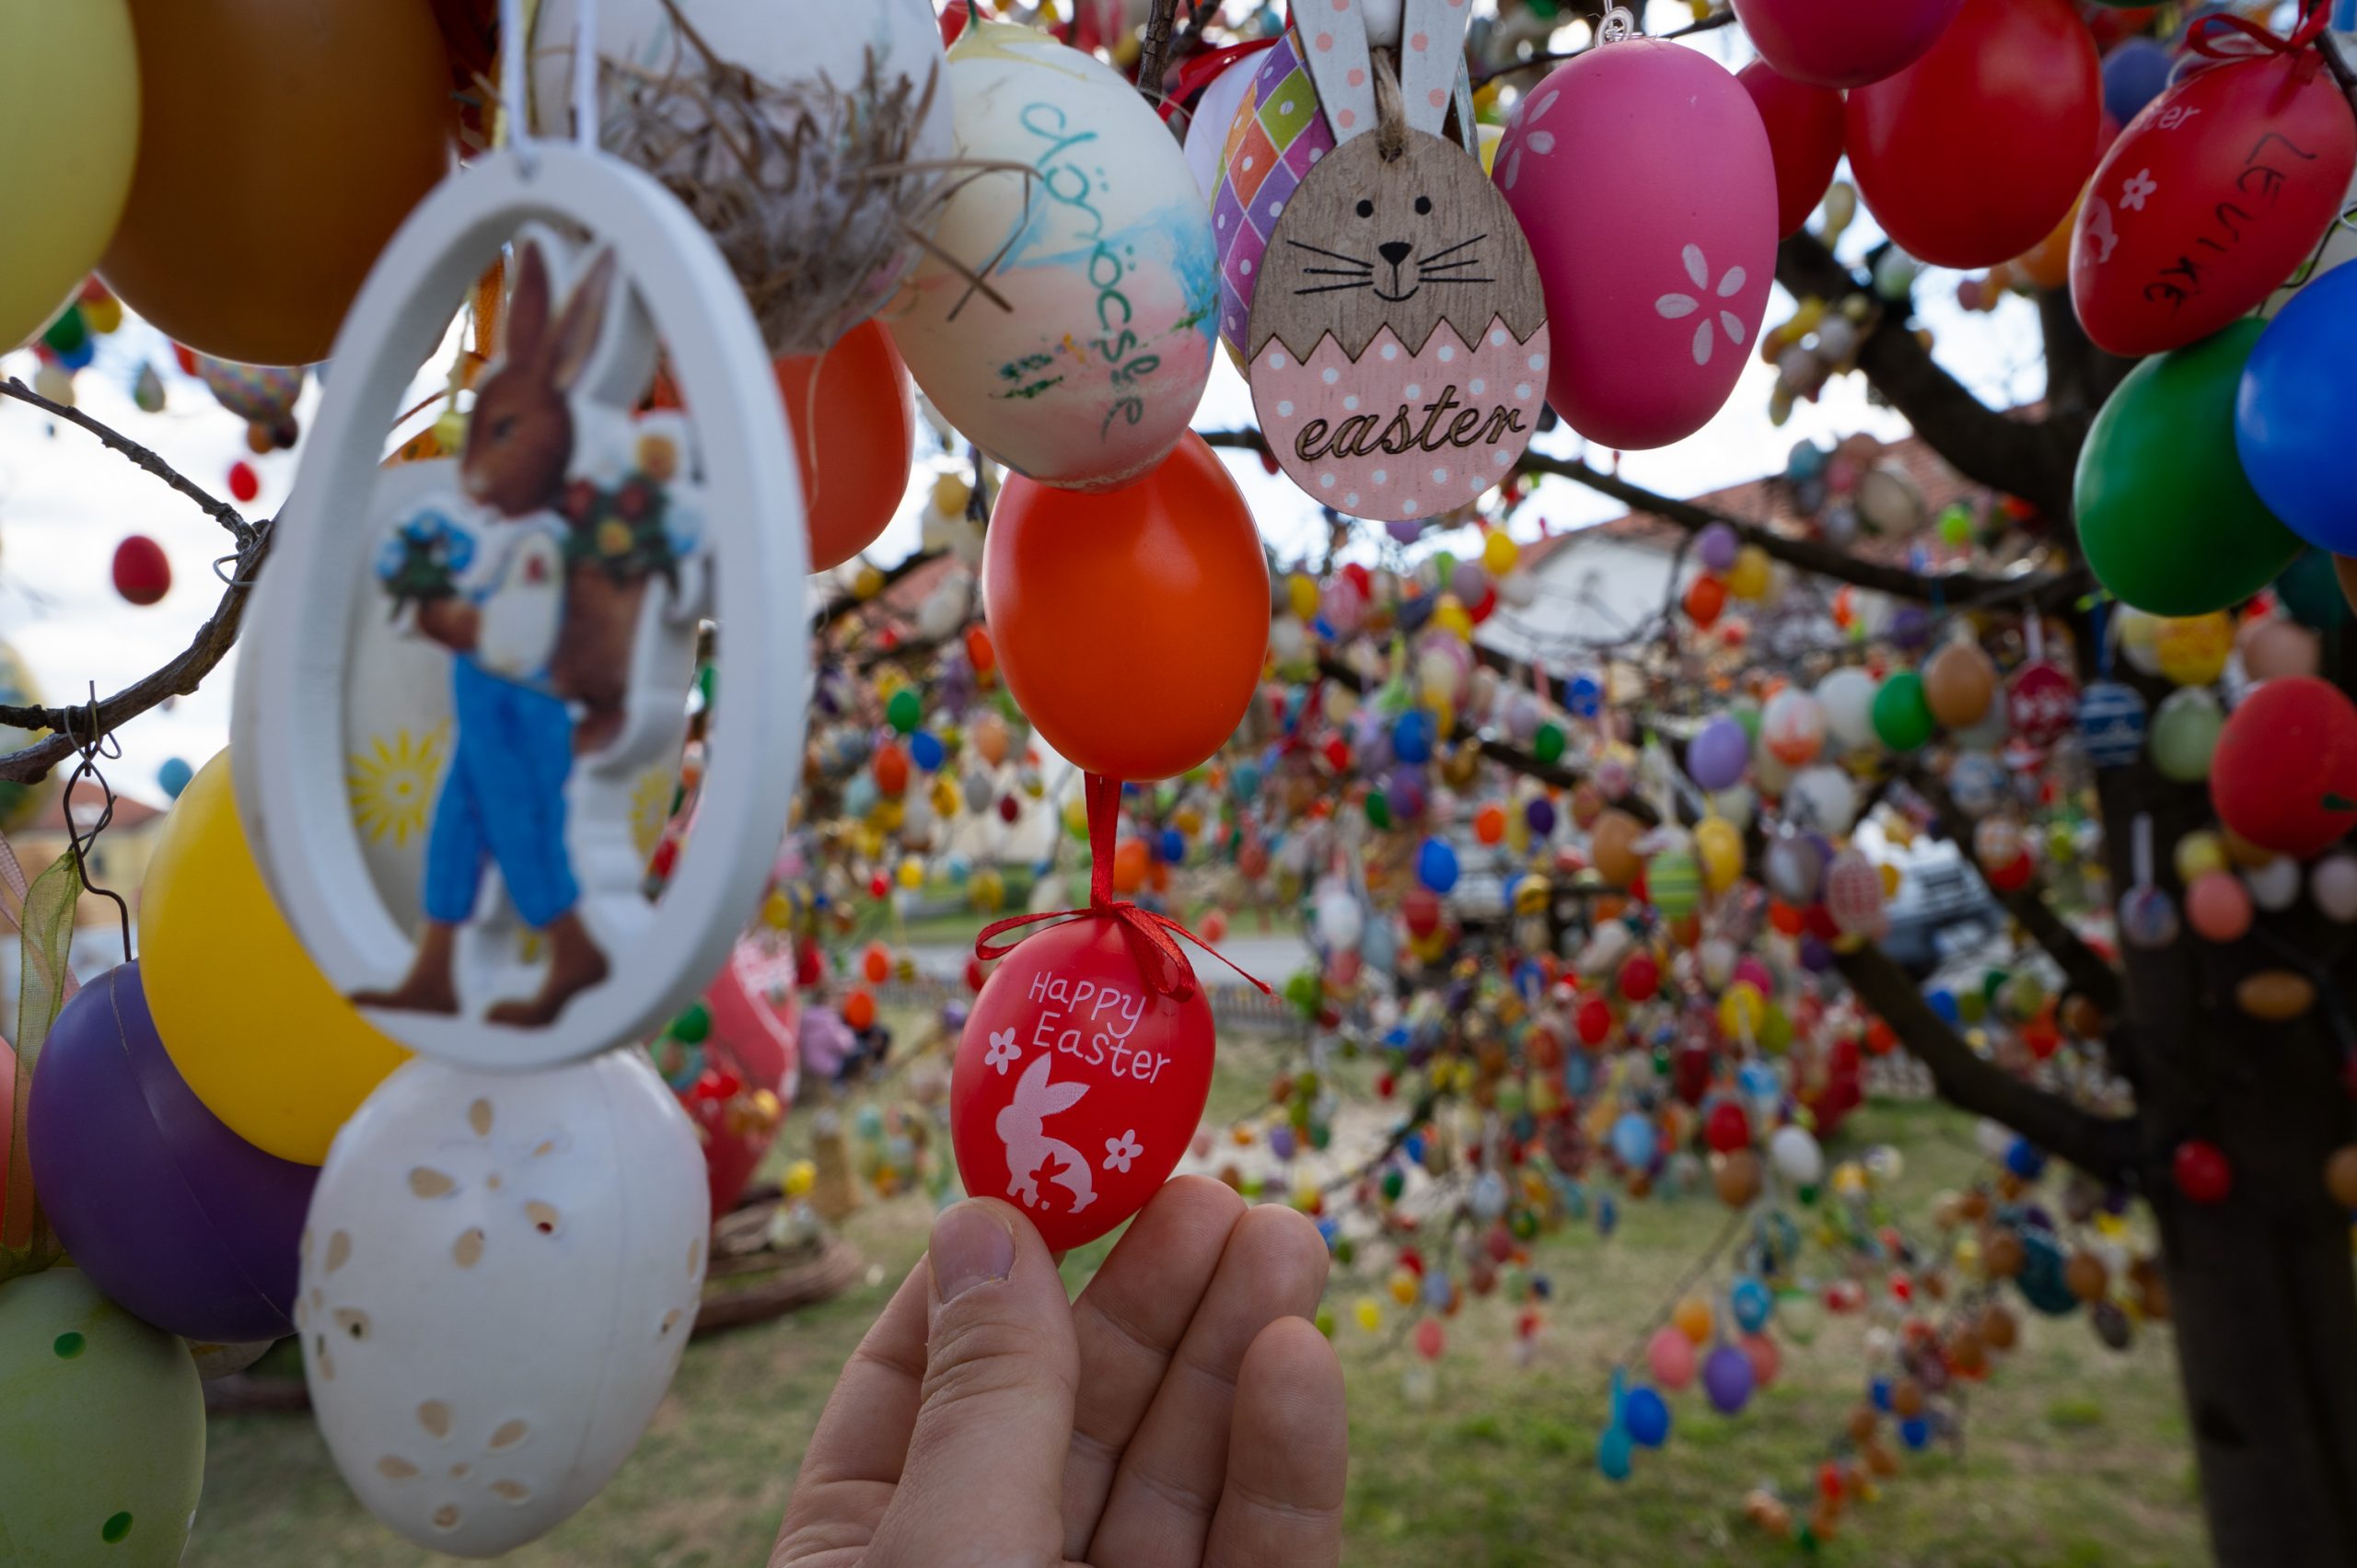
[888,23,1218,491]
[299,1051,708,1558]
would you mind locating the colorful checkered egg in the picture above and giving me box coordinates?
[1214,29,1334,363]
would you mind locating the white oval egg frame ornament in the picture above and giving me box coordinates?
[237,139,808,1071]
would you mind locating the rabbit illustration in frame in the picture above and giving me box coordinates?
[357,228,707,1029]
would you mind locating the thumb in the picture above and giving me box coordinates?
[867,1200,1079,1567]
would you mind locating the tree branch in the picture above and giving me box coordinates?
[1773,233,2087,521]
[815,549,946,633]
[0,378,273,784]
[1837,939,2137,1179]
[1134,0,1181,102]
[1199,425,2085,610]
[1513,449,2089,610]
[1904,764,2124,1016]
[1,377,257,546]
[0,522,273,784]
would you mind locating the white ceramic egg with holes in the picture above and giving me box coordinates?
[297,1051,708,1557]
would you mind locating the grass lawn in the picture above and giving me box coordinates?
[186,1034,2206,1568]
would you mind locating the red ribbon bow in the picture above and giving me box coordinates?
[974,772,1271,1004]
[2189,0,2333,65]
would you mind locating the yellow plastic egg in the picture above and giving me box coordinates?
[1719,981,1768,1042]
[784,1159,817,1198]
[2174,830,2226,883]
[1726,545,1773,602]
[852,563,887,599]
[930,473,972,517]
[2155,612,2233,686]
[1287,571,1320,621]
[1696,817,1746,892]
[896,856,924,889]
[1354,1297,1383,1332]
[1388,1270,1419,1306]
[1483,530,1519,575]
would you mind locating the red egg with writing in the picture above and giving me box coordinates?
[1846,0,2100,268]
[2072,53,2357,357]
[950,917,1215,1249]
[2006,660,2079,749]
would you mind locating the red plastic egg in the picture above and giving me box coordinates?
[1739,60,1848,237]
[2173,1139,2232,1204]
[950,917,1216,1250]
[2072,53,2356,357]
[110,533,170,605]
[1846,0,2101,267]
[2211,676,2357,857]
[1732,0,1965,89]
[226,460,261,503]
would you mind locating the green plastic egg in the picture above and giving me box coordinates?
[2151,687,2224,783]
[1870,670,1936,751]
[0,1268,203,1566]
[2074,321,2303,615]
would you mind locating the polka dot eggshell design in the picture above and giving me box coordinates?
[0,1267,205,1568]
[1253,320,1549,522]
[299,1051,708,1558]
[1214,30,1333,362]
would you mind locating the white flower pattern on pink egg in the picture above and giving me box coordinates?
[984,1028,1021,1074]
[1103,1129,1144,1174]
[1498,89,1558,192]
[1654,244,1749,367]
[2119,168,2157,213]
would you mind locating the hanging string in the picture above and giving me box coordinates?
[58,686,131,965]
[2189,0,2333,65]
[974,772,1271,1002]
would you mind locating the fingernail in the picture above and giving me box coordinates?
[930,1202,1015,1303]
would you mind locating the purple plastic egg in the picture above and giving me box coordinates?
[28,962,316,1342]
[1703,1341,1756,1413]
[1686,716,1752,791]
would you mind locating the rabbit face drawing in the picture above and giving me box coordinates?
[1259,129,1545,364]
[995,1054,1097,1214]
[462,241,616,519]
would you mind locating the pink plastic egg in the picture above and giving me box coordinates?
[1495,39,1775,449]
[1732,0,1965,89]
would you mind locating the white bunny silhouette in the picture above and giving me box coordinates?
[996,1054,1096,1215]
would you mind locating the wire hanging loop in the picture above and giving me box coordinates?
[1596,6,1640,43]
[58,684,133,964]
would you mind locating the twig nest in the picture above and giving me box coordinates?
[534,0,953,356]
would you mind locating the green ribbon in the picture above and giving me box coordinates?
[2,848,79,1282]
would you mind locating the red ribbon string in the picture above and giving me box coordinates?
[974,772,1272,1004]
[1162,38,1281,124]
[2189,0,2332,64]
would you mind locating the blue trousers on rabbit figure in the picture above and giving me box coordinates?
[424,656,580,930]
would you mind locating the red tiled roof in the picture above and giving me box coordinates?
[30,778,159,835]
[1531,421,2034,569]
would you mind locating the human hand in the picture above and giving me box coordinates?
[772,1178,1345,1568]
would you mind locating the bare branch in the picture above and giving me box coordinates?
[1837,938,2137,1179]
[1517,448,2089,610]
[1134,0,1181,103]
[0,522,273,784]
[1,377,255,546]
[1905,763,2125,1015]
[1773,233,2086,520]
[814,549,946,633]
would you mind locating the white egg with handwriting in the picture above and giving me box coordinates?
[298,1050,708,1558]
[886,22,1217,491]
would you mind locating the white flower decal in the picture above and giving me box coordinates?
[1655,245,1749,366]
[1103,1129,1144,1174]
[2119,168,2157,212]
[984,1028,1020,1074]
[1499,89,1559,192]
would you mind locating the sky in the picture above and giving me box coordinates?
[0,2,2049,811]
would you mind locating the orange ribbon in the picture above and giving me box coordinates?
[975,772,1271,1004]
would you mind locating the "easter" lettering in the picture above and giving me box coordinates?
[1292,384,1527,463]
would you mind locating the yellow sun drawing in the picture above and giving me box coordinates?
[630,765,677,863]
[348,722,451,847]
